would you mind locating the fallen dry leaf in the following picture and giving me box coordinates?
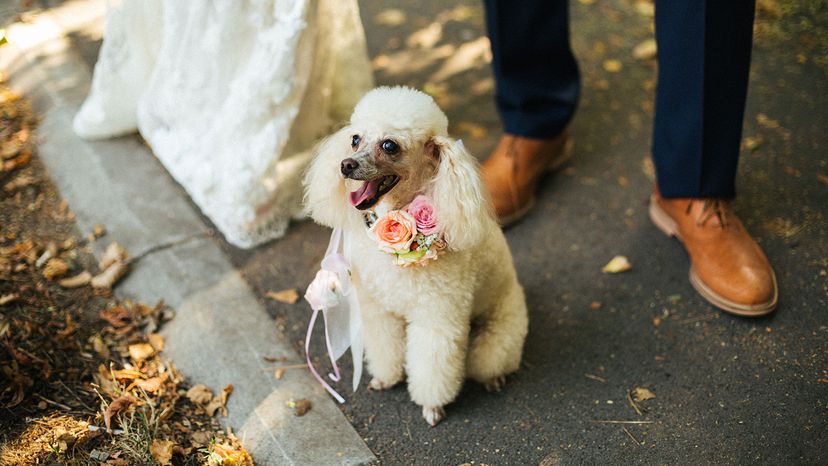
[99,241,128,270]
[104,394,137,432]
[741,135,764,152]
[293,399,312,416]
[187,384,214,405]
[190,430,213,446]
[816,174,828,186]
[205,384,233,417]
[275,368,285,380]
[632,387,656,402]
[100,305,132,328]
[634,0,655,17]
[589,301,602,310]
[91,261,128,289]
[110,369,144,384]
[266,288,300,304]
[3,151,30,171]
[632,39,657,60]
[208,441,254,466]
[150,439,174,465]
[602,59,623,73]
[4,174,35,192]
[136,374,169,393]
[0,293,19,306]
[128,343,156,362]
[59,271,92,288]
[0,139,20,159]
[602,255,632,274]
[42,258,69,280]
[148,333,165,352]
[756,113,780,129]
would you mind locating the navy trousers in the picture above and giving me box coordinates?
[483,0,756,198]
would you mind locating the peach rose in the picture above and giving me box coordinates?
[372,210,417,253]
[406,195,440,236]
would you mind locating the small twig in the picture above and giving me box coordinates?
[592,420,654,424]
[626,390,643,416]
[623,426,642,446]
[674,313,719,325]
[59,380,94,412]
[263,356,289,363]
[35,393,72,411]
[584,373,606,383]
[259,364,306,372]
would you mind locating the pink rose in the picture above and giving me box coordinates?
[372,210,417,253]
[406,195,439,236]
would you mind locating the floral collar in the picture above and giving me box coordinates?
[363,194,447,267]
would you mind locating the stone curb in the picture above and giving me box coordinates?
[1,3,375,465]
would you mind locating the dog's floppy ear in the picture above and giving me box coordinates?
[429,136,492,251]
[304,127,355,229]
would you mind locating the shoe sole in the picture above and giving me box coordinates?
[648,196,778,317]
[498,138,574,227]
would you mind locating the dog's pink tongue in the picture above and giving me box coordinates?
[349,179,382,207]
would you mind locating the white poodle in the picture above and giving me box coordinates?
[304,86,528,426]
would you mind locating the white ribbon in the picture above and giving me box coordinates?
[303,228,363,403]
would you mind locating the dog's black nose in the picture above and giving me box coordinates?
[341,158,359,176]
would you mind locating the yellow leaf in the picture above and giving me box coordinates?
[632,387,656,401]
[602,59,623,73]
[632,39,657,60]
[266,288,300,304]
[43,258,69,280]
[601,255,632,274]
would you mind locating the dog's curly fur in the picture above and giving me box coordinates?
[304,86,528,426]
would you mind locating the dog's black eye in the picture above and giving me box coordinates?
[351,134,360,149]
[381,139,400,155]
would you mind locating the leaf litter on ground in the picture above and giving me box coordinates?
[0,82,250,465]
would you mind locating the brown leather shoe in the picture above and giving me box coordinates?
[480,132,573,226]
[649,191,778,316]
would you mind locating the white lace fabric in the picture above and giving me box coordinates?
[74,0,373,247]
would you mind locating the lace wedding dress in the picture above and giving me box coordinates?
[74,0,373,247]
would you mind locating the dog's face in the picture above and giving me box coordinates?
[305,86,491,250]
[340,129,438,211]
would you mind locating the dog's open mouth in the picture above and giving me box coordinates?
[348,175,400,210]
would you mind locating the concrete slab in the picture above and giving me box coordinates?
[0,2,375,464]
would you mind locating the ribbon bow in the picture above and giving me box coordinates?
[303,228,363,403]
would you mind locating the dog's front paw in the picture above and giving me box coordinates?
[484,375,507,393]
[422,406,445,427]
[368,377,400,391]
